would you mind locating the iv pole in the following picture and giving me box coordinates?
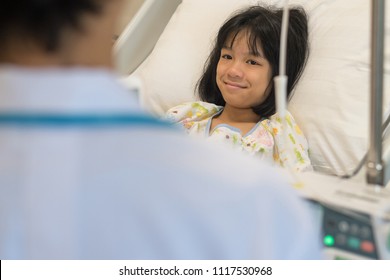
[367,0,386,186]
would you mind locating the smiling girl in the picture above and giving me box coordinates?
[165,5,311,172]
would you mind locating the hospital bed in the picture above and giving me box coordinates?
[114,0,390,259]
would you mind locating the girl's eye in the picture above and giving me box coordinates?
[247,60,260,66]
[221,54,232,60]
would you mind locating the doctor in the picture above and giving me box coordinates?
[0,0,321,259]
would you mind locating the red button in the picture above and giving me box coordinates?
[360,241,375,253]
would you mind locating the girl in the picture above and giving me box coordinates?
[165,5,312,172]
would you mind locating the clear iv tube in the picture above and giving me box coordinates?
[274,0,302,185]
[274,1,289,118]
[279,2,289,78]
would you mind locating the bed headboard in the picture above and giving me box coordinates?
[116,0,390,179]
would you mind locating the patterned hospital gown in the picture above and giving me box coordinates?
[165,101,312,172]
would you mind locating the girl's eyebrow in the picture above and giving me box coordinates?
[249,51,264,57]
[245,46,266,58]
[221,47,265,58]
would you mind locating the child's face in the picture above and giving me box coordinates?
[216,31,272,110]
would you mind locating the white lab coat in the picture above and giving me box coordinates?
[0,66,322,259]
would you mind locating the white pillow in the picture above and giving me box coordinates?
[288,0,390,176]
[131,0,390,177]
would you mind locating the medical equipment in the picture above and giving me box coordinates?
[114,0,390,259]
[367,0,386,186]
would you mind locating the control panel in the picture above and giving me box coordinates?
[322,204,378,259]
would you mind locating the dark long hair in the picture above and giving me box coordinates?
[196,5,309,118]
[0,0,103,52]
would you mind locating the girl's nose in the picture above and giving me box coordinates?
[227,62,244,78]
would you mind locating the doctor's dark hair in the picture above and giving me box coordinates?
[196,5,309,118]
[0,0,103,52]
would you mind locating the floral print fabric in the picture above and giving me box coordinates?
[165,101,312,172]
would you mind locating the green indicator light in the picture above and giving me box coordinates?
[323,235,335,246]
